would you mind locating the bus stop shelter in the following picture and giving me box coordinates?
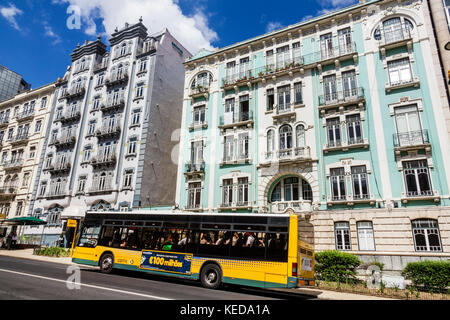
[0,217,47,248]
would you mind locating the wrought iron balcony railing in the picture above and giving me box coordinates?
[318,86,365,107]
[219,111,254,126]
[393,130,430,148]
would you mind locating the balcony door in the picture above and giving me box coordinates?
[239,57,250,79]
[276,45,290,70]
[279,125,293,154]
[394,105,423,146]
[338,28,352,55]
[320,33,334,60]
[342,70,357,98]
[191,141,203,168]
[323,75,337,103]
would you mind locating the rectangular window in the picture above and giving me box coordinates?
[39,182,47,197]
[388,58,412,86]
[294,82,303,105]
[29,146,36,159]
[357,221,375,251]
[193,106,205,125]
[326,117,341,147]
[88,121,96,135]
[351,166,369,200]
[338,27,352,55]
[22,173,30,187]
[222,179,233,207]
[320,33,334,60]
[41,97,47,109]
[331,167,346,201]
[292,42,302,65]
[136,84,145,98]
[335,222,351,251]
[93,97,100,110]
[239,57,250,79]
[394,104,423,147]
[237,177,249,206]
[132,109,141,125]
[412,219,442,252]
[223,136,234,162]
[342,70,357,98]
[139,59,147,73]
[190,141,203,169]
[187,182,201,209]
[276,45,290,70]
[123,170,133,188]
[35,120,42,133]
[278,85,291,112]
[346,114,363,145]
[128,138,137,155]
[323,74,337,103]
[226,61,236,83]
[97,74,104,86]
[403,160,433,197]
[267,89,275,111]
[239,95,250,122]
[16,201,23,217]
[77,177,86,193]
[444,0,450,28]
[238,133,249,160]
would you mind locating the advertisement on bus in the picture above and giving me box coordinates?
[140,250,193,275]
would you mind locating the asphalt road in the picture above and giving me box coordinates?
[0,256,314,300]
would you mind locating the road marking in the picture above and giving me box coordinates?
[0,268,172,300]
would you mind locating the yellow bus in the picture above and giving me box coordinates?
[72,211,315,289]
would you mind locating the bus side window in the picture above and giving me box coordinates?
[186,230,200,254]
[98,226,114,247]
[266,233,288,262]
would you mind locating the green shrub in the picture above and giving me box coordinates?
[315,250,362,283]
[33,247,70,258]
[402,260,450,292]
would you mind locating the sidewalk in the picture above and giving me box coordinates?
[0,249,394,300]
[0,248,75,266]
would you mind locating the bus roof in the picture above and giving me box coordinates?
[86,210,292,219]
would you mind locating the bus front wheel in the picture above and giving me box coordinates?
[200,264,222,289]
[99,253,114,274]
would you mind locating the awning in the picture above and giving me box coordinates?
[0,217,47,226]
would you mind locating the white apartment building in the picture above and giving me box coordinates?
[0,83,54,237]
[25,20,190,246]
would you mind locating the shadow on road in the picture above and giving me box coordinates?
[80,267,316,300]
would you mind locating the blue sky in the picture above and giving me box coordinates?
[0,0,358,89]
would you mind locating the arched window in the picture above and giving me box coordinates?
[270,176,313,203]
[267,129,275,157]
[279,125,293,151]
[373,17,414,42]
[120,43,127,56]
[191,72,213,89]
[296,124,305,149]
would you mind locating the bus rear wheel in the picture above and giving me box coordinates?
[99,253,114,274]
[200,264,222,289]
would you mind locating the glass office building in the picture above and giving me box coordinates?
[0,65,31,102]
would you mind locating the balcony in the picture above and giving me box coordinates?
[189,85,210,99]
[185,204,202,211]
[3,158,24,171]
[44,162,71,175]
[218,201,252,211]
[385,77,420,93]
[324,136,370,153]
[0,118,9,128]
[90,152,117,168]
[10,134,29,146]
[16,110,35,122]
[89,178,115,195]
[318,87,365,113]
[378,24,413,51]
[46,188,68,199]
[189,121,208,131]
[105,72,129,87]
[136,42,157,58]
[64,87,86,100]
[221,59,304,89]
[55,110,81,124]
[327,194,376,206]
[270,201,312,214]
[184,162,205,179]
[393,130,431,154]
[0,186,17,199]
[95,124,121,140]
[101,96,125,113]
[401,189,440,203]
[317,42,357,66]
[219,111,254,130]
[93,62,108,73]
[52,135,76,149]
[220,152,252,166]
[272,104,297,122]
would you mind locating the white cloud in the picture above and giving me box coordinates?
[0,3,23,30]
[44,23,62,45]
[266,22,283,33]
[318,0,357,7]
[54,0,218,55]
